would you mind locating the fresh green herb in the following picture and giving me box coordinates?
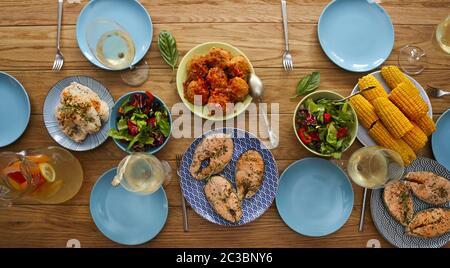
[158,31,179,82]
[291,72,320,98]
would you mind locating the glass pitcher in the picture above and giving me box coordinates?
[112,153,172,195]
[0,146,83,207]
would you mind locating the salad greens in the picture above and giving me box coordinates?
[295,98,355,158]
[108,91,171,151]
[291,72,320,98]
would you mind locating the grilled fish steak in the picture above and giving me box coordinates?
[189,133,234,180]
[235,150,265,200]
[403,171,450,205]
[406,208,450,238]
[383,181,414,226]
[204,175,243,223]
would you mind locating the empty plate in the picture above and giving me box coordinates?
[432,109,450,170]
[43,76,114,151]
[318,0,394,72]
[76,0,153,70]
[276,158,354,237]
[0,72,30,147]
[90,168,168,245]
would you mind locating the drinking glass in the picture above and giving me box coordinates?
[86,19,149,86]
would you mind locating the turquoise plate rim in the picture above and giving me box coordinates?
[0,71,31,147]
[432,109,450,170]
[317,0,395,72]
[276,157,354,237]
[89,167,169,246]
[75,0,153,71]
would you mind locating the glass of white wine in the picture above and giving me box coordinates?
[398,15,450,75]
[347,146,405,189]
[86,19,149,86]
[111,153,172,195]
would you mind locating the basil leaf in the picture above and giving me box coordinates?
[291,72,320,98]
[158,31,179,71]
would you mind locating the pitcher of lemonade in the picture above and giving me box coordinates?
[112,153,172,194]
[0,146,83,207]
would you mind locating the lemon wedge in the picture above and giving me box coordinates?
[38,163,56,182]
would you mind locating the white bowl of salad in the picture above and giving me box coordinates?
[293,90,358,158]
[108,91,172,154]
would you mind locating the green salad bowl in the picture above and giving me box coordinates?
[292,90,358,157]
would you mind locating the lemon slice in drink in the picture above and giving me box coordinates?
[39,163,56,182]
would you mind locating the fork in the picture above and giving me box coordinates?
[281,0,293,71]
[176,154,189,232]
[427,84,450,98]
[52,0,64,71]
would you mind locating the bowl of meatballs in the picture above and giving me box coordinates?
[176,42,254,121]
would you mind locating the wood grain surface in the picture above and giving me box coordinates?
[0,0,449,248]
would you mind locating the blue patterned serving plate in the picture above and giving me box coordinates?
[179,128,279,226]
[43,76,114,151]
[371,157,450,248]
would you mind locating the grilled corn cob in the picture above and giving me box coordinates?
[357,74,388,101]
[372,97,413,139]
[402,123,428,152]
[349,95,379,129]
[381,65,416,90]
[389,82,428,119]
[414,114,436,136]
[368,121,416,165]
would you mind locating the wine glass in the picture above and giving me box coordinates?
[86,19,149,86]
[398,15,450,75]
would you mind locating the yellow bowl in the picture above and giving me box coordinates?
[292,90,359,157]
[176,42,254,121]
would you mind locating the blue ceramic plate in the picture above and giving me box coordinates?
[90,168,168,245]
[276,158,354,237]
[318,0,394,72]
[76,0,153,70]
[371,157,450,248]
[432,109,450,170]
[351,70,433,147]
[109,91,172,154]
[179,128,279,226]
[0,72,30,147]
[43,76,114,151]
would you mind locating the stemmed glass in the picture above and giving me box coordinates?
[86,19,149,86]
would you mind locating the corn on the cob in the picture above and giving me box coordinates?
[357,74,388,101]
[402,123,428,152]
[368,121,416,165]
[413,114,436,136]
[389,82,428,119]
[372,97,413,138]
[381,65,416,90]
[396,139,417,166]
[349,95,379,129]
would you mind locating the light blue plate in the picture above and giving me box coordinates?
[90,168,168,245]
[76,0,153,70]
[179,128,279,226]
[318,0,394,72]
[432,109,450,170]
[43,76,114,151]
[0,72,30,147]
[109,91,172,154]
[276,158,354,237]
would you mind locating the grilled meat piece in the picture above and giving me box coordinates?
[406,208,450,238]
[404,171,450,205]
[383,181,414,226]
[235,150,265,200]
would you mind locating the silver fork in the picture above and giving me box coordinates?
[427,85,450,98]
[176,154,189,232]
[281,0,293,71]
[52,0,64,71]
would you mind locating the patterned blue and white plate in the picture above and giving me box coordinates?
[43,76,114,151]
[179,128,279,226]
[371,157,450,248]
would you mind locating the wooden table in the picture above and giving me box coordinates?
[0,0,449,248]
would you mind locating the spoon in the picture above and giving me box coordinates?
[332,86,376,103]
[249,73,279,149]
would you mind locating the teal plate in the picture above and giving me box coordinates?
[432,109,450,170]
[276,158,354,237]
